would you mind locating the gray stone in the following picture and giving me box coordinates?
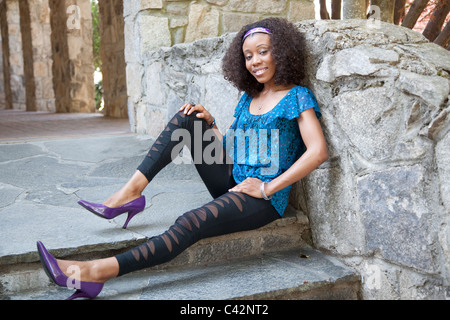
[397,70,449,108]
[304,167,366,256]
[333,87,403,161]
[0,156,89,189]
[436,132,450,212]
[42,136,152,163]
[138,247,357,300]
[138,15,171,53]
[0,143,45,162]
[0,183,23,209]
[316,46,399,83]
[4,248,360,300]
[357,166,435,272]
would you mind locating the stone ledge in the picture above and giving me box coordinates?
[2,247,360,300]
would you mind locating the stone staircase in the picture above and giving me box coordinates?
[0,135,360,300]
[0,205,360,300]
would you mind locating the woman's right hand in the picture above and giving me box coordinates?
[179,103,214,126]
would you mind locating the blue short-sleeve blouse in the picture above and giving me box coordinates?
[223,85,321,216]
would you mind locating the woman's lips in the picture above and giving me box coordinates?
[253,67,268,76]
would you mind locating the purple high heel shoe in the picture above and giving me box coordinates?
[77,196,145,229]
[36,241,104,300]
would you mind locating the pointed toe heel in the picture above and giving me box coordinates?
[36,241,104,300]
[77,196,145,229]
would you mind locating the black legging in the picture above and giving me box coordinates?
[115,111,280,276]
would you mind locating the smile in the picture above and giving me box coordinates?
[253,68,268,76]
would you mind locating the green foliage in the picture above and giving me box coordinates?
[95,79,103,110]
[91,0,103,110]
[91,0,101,72]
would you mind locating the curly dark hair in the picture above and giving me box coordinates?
[222,17,307,97]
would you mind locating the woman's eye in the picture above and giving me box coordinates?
[245,55,252,61]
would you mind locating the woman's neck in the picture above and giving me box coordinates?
[260,83,296,96]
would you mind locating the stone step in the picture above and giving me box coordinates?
[2,247,361,300]
[0,206,310,297]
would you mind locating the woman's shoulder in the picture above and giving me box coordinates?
[291,85,315,96]
[233,91,251,117]
[280,85,321,120]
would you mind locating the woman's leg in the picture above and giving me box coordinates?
[103,110,232,207]
[115,192,280,277]
[103,171,148,208]
[57,257,119,284]
[57,192,279,283]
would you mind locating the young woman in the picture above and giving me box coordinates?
[37,17,328,300]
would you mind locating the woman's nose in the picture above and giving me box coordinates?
[252,56,261,65]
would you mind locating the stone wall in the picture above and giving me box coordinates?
[124,0,315,50]
[296,20,449,299]
[48,0,95,113]
[123,0,315,123]
[129,19,450,299]
[0,26,4,110]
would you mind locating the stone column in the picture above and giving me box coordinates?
[0,17,5,110]
[0,0,12,110]
[27,0,55,112]
[98,0,127,118]
[5,0,26,110]
[18,0,36,111]
[342,0,367,19]
[49,0,95,113]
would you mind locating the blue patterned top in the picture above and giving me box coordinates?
[223,86,321,216]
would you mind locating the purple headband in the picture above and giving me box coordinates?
[242,27,272,42]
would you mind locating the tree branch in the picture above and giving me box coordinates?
[402,0,430,29]
[394,0,407,25]
[423,0,450,42]
[331,0,342,19]
[320,0,330,19]
[434,21,450,48]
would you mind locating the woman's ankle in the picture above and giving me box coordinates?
[58,259,117,284]
[89,258,119,283]
[104,171,148,207]
[103,189,141,207]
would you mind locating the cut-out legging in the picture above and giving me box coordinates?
[115,111,280,277]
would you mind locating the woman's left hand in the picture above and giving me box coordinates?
[179,103,214,126]
[228,177,264,198]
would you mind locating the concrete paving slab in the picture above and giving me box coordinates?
[0,134,212,266]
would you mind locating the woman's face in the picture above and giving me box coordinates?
[242,33,276,85]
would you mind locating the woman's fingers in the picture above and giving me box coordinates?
[179,103,211,121]
[229,178,263,198]
[179,103,196,113]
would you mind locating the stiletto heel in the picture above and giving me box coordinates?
[78,196,145,229]
[123,210,140,229]
[36,241,104,300]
